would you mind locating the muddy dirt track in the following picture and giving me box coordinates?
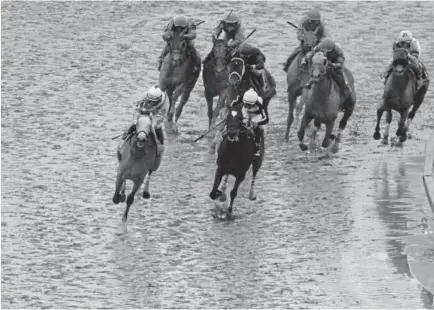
[2,1,434,308]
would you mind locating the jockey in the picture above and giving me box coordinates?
[232,43,267,92]
[158,15,201,74]
[121,86,166,156]
[304,38,351,95]
[202,12,246,65]
[231,88,269,156]
[282,9,326,72]
[383,30,428,89]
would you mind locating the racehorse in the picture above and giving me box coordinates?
[285,32,318,140]
[373,47,429,146]
[202,37,230,130]
[211,56,276,151]
[113,114,162,222]
[159,30,201,134]
[297,51,356,153]
[209,105,264,217]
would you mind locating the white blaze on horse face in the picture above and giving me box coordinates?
[231,110,238,117]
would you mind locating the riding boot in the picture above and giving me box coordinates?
[158,44,170,71]
[283,46,302,72]
[253,70,265,92]
[122,124,136,139]
[154,127,165,155]
[254,127,262,156]
[334,69,349,96]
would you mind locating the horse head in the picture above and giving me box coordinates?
[169,31,188,66]
[134,114,153,148]
[392,48,409,75]
[309,51,329,82]
[225,106,245,142]
[228,57,245,86]
[212,36,228,74]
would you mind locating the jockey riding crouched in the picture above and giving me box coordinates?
[304,38,351,95]
[231,88,269,156]
[232,43,267,92]
[383,30,429,89]
[202,12,246,65]
[283,9,326,72]
[121,86,166,156]
[158,15,201,74]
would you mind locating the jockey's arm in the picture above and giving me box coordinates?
[256,98,269,126]
[409,39,421,59]
[250,50,265,70]
[332,45,345,67]
[183,21,197,40]
[227,25,246,48]
[212,22,224,39]
[162,19,174,41]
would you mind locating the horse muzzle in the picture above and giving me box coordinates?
[229,72,241,85]
[136,132,148,148]
[227,131,240,142]
[393,59,408,74]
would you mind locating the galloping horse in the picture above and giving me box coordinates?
[159,30,201,134]
[113,114,162,222]
[285,32,318,140]
[202,37,230,130]
[297,52,356,153]
[373,47,429,146]
[209,105,264,217]
[211,56,276,150]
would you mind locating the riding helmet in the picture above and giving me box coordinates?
[397,30,413,43]
[307,9,321,21]
[318,38,336,52]
[173,15,188,28]
[224,13,239,24]
[243,88,258,105]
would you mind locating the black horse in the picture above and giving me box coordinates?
[209,104,265,215]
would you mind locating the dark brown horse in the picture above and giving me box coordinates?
[202,37,230,130]
[373,48,429,146]
[209,105,264,217]
[297,52,356,154]
[159,30,201,134]
[211,57,276,151]
[285,31,318,140]
[113,114,162,222]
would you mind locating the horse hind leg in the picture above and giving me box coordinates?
[374,108,384,140]
[205,91,214,130]
[210,168,224,200]
[394,109,409,145]
[310,119,322,151]
[406,85,428,138]
[285,90,297,141]
[298,112,314,151]
[175,69,200,129]
[113,173,124,204]
[123,177,145,222]
[250,132,264,200]
[332,102,355,153]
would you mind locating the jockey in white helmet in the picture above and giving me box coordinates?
[230,88,269,156]
[121,86,167,155]
[383,30,429,89]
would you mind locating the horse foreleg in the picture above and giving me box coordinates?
[228,177,243,215]
[171,84,185,134]
[250,130,264,200]
[212,91,227,126]
[120,181,126,202]
[332,103,355,153]
[123,176,145,222]
[374,108,384,140]
[205,91,214,130]
[310,118,322,150]
[219,175,229,202]
[142,171,152,199]
[298,112,314,151]
[382,110,392,145]
[210,168,224,200]
[323,120,336,156]
[285,91,297,141]
[294,98,304,131]
[113,174,124,204]
[395,108,409,144]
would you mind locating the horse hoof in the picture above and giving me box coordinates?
[373,132,381,140]
[284,134,289,142]
[142,191,150,199]
[299,143,308,151]
[113,194,120,204]
[249,194,257,201]
[331,142,339,154]
[329,134,336,140]
[407,132,413,139]
[120,193,126,202]
[228,206,233,214]
[381,139,389,145]
[122,214,128,222]
[218,192,227,202]
[210,189,222,201]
